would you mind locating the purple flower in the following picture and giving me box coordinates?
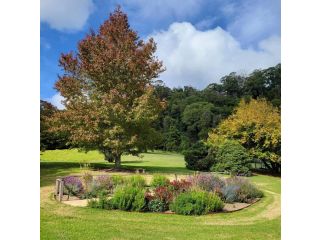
[63,176,83,194]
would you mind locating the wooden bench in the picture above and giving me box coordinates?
[135,168,145,174]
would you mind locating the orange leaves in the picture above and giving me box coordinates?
[50,7,165,160]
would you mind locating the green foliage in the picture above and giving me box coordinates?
[40,100,69,150]
[41,150,279,240]
[126,175,146,188]
[151,64,280,156]
[111,175,126,186]
[87,192,113,209]
[208,98,281,173]
[170,191,224,215]
[148,199,167,212]
[210,140,252,176]
[112,185,146,211]
[150,175,170,188]
[183,141,214,171]
[182,102,216,141]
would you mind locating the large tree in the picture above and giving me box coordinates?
[50,7,165,168]
[207,98,281,172]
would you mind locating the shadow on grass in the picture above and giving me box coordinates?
[40,162,193,187]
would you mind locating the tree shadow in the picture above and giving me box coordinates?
[40,161,193,187]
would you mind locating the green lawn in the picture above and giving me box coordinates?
[40,149,281,240]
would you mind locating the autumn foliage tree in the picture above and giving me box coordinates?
[207,98,281,172]
[50,7,165,168]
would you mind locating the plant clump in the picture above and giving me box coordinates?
[169,190,224,215]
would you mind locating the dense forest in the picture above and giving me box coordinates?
[153,64,281,152]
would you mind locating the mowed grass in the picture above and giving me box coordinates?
[40,149,281,240]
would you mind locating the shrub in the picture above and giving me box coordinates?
[64,176,83,196]
[111,175,125,186]
[84,175,113,198]
[94,175,113,191]
[237,182,264,202]
[222,177,263,203]
[169,179,192,194]
[183,142,214,171]
[221,185,240,203]
[154,186,173,210]
[87,192,113,209]
[148,199,167,212]
[170,190,224,215]
[188,173,225,193]
[151,175,170,188]
[210,140,252,176]
[126,175,146,188]
[112,185,146,211]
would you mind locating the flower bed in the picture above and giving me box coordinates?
[58,173,263,216]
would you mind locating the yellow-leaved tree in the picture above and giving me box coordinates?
[207,98,281,172]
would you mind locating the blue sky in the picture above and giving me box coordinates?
[41,0,280,108]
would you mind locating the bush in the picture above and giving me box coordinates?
[112,185,146,211]
[222,177,263,203]
[148,199,167,212]
[221,185,240,203]
[153,186,173,210]
[111,175,125,186]
[183,142,214,171]
[188,173,225,193]
[126,175,146,188]
[87,192,113,209]
[151,175,170,188]
[210,140,252,176]
[63,176,83,196]
[94,175,113,191]
[170,190,224,215]
[169,179,192,194]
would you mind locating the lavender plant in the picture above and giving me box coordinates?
[188,173,225,192]
[63,176,83,196]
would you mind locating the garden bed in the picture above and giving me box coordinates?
[61,197,261,212]
[55,173,264,216]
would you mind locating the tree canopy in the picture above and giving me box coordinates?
[40,100,68,151]
[50,7,164,168]
[207,98,281,172]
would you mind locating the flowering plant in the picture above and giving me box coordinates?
[64,176,83,195]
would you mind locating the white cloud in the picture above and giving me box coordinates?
[45,93,65,110]
[151,22,280,89]
[41,0,94,31]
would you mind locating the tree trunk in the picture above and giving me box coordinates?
[271,162,281,174]
[102,149,114,162]
[114,154,121,169]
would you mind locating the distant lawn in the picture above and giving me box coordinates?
[41,149,191,175]
[40,149,280,240]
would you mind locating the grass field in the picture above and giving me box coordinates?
[40,149,281,240]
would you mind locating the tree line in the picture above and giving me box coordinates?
[152,63,280,153]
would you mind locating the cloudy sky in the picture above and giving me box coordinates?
[41,0,280,109]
